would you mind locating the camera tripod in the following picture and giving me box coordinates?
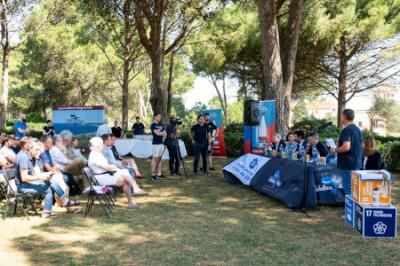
[152,138,189,178]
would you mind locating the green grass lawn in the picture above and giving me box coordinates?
[1,157,399,266]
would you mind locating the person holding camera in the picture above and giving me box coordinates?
[165,116,182,176]
[190,115,211,176]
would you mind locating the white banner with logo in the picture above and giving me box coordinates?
[223,154,270,186]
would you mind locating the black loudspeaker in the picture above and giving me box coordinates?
[244,100,260,126]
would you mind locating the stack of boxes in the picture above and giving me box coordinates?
[345,170,397,238]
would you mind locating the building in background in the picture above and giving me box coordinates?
[304,85,398,136]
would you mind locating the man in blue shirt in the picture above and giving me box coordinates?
[15,113,30,139]
[15,139,79,218]
[334,109,362,195]
[40,135,81,195]
[150,113,167,180]
[189,115,211,176]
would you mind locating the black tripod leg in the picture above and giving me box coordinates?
[176,144,188,177]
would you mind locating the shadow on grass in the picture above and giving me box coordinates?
[7,159,400,265]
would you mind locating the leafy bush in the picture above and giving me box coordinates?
[380,141,400,172]
[180,131,194,156]
[224,123,243,134]
[224,133,243,157]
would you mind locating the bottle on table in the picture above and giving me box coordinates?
[298,144,306,161]
[312,146,320,165]
[372,187,380,207]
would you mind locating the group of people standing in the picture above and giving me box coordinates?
[149,112,218,179]
[270,109,383,197]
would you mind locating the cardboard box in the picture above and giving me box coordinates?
[355,202,397,238]
[345,195,355,228]
[352,170,391,206]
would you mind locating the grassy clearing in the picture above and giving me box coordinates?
[0,157,399,266]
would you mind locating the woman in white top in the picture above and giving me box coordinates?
[88,137,145,208]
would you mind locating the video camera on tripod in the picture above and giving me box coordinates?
[169,116,183,126]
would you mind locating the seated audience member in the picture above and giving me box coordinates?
[71,137,88,163]
[59,130,77,159]
[0,131,5,144]
[10,135,21,154]
[270,133,285,157]
[40,135,81,195]
[102,135,148,195]
[363,136,382,170]
[294,130,307,151]
[285,132,299,157]
[50,135,85,176]
[0,149,13,178]
[88,137,146,208]
[43,120,55,137]
[109,134,145,178]
[111,121,123,138]
[15,140,80,218]
[0,136,16,164]
[96,119,112,137]
[306,132,329,157]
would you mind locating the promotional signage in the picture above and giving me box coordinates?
[345,195,356,228]
[244,100,276,154]
[355,202,397,238]
[201,109,227,157]
[223,154,269,186]
[52,106,105,135]
[352,170,392,206]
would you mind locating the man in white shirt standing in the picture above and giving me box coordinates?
[96,118,112,137]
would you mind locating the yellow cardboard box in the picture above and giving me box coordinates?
[352,170,391,206]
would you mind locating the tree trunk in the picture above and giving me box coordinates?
[122,58,129,130]
[0,47,9,130]
[150,51,168,123]
[0,0,9,130]
[337,36,347,128]
[121,0,132,131]
[281,0,304,134]
[210,75,228,125]
[166,50,175,116]
[257,0,284,133]
[222,76,228,124]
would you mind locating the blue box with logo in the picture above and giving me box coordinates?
[345,195,355,228]
[355,202,397,238]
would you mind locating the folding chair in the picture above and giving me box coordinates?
[2,169,39,220]
[82,167,114,218]
[0,175,6,200]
